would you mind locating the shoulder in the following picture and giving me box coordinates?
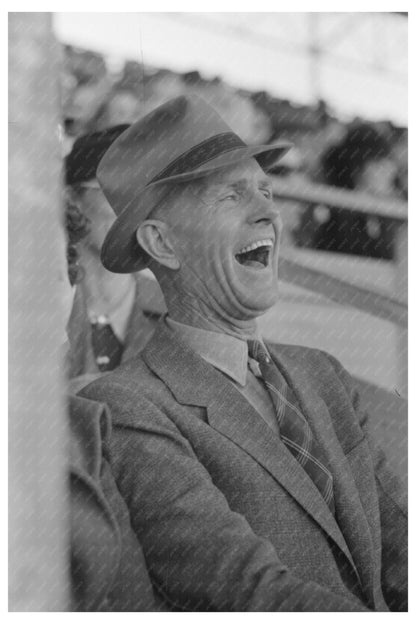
[79,354,160,400]
[266,342,360,410]
[78,355,179,430]
[267,342,345,379]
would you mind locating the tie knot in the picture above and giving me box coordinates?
[247,339,271,364]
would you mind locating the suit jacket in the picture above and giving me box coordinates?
[69,394,156,611]
[67,273,166,378]
[79,323,407,612]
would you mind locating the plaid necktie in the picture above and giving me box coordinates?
[91,316,124,372]
[248,339,336,515]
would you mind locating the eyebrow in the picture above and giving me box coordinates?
[206,177,273,194]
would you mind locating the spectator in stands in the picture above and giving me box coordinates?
[80,96,407,612]
[313,123,398,259]
[88,86,143,132]
[60,193,156,611]
[65,125,166,379]
[63,78,111,141]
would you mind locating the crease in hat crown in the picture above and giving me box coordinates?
[97,94,291,273]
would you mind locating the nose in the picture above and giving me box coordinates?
[247,191,280,226]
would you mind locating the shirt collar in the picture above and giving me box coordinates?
[165,316,251,386]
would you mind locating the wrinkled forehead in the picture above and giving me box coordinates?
[197,157,270,191]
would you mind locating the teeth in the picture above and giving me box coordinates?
[237,239,273,255]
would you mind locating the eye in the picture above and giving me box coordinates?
[260,187,272,199]
[220,193,238,202]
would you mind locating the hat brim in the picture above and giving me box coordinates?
[101,141,291,273]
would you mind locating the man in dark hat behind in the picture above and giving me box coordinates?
[65,126,166,380]
[80,95,407,612]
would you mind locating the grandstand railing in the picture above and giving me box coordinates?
[272,178,408,312]
[272,177,408,221]
[272,175,408,397]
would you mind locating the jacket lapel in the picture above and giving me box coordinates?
[143,324,361,583]
[206,382,360,579]
[269,345,375,598]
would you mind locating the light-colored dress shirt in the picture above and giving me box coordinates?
[165,317,279,433]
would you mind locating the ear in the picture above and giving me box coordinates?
[135,220,180,270]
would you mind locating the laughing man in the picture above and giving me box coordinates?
[80,95,407,612]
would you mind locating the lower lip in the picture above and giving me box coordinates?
[234,257,272,271]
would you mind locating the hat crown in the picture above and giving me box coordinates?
[97,95,241,216]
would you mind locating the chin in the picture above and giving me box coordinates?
[241,274,279,314]
[234,284,278,318]
[217,258,279,319]
[251,292,277,314]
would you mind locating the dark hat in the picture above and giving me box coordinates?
[98,95,291,273]
[65,124,130,186]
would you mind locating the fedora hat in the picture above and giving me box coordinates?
[98,94,291,273]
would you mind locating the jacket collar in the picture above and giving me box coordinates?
[142,323,370,591]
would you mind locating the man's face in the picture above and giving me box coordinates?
[164,158,282,319]
[78,183,116,253]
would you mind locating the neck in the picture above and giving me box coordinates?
[166,290,258,339]
[80,246,135,314]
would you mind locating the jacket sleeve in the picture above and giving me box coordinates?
[80,383,369,612]
[69,395,156,612]
[324,353,408,612]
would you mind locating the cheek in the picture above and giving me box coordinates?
[83,196,115,228]
[195,226,232,265]
[171,206,237,269]
[171,220,206,259]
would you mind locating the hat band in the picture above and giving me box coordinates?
[148,132,246,184]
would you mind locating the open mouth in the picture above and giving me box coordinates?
[235,238,273,269]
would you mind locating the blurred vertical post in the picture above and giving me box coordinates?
[9,13,69,610]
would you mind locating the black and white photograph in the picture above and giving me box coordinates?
[8,6,408,613]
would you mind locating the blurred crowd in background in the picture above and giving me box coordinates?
[59,43,408,261]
